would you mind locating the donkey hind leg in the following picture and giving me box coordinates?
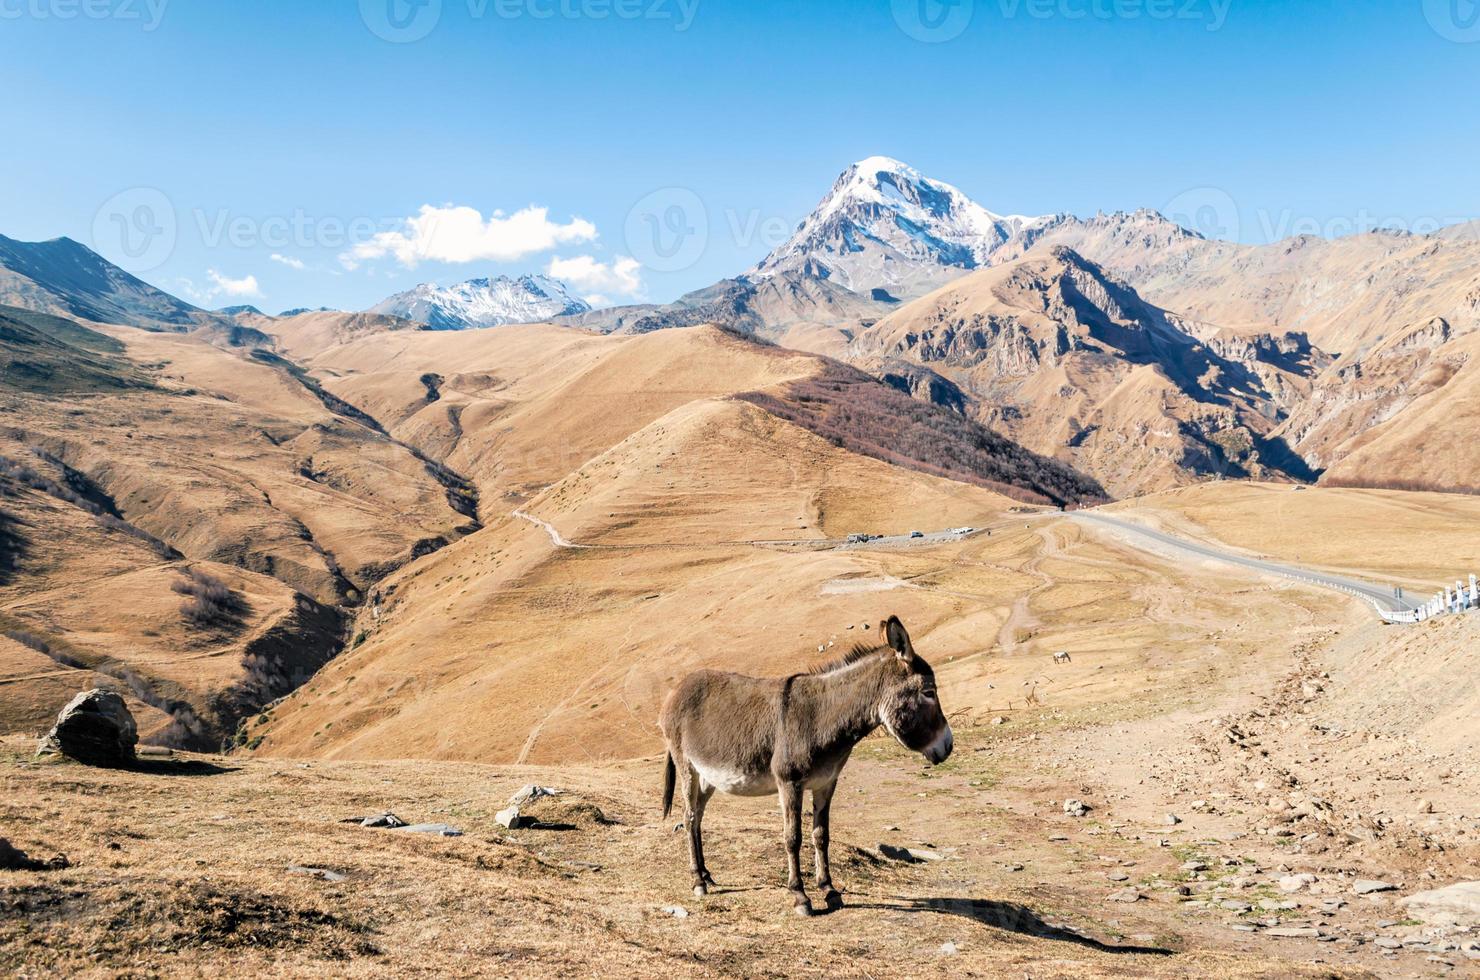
[683,765,717,896]
[778,780,812,916]
[811,778,842,910]
[690,778,717,895]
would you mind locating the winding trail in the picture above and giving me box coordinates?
[1070,512,1420,617]
[512,510,588,550]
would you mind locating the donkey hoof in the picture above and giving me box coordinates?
[693,883,709,897]
[823,889,844,911]
[791,894,814,917]
[701,871,717,887]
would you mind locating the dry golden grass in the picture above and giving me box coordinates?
[0,733,1363,979]
[1106,481,1480,588]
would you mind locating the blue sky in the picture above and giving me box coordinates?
[1,0,1477,312]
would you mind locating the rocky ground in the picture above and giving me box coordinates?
[5,606,1478,978]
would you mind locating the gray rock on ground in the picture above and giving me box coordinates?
[37,689,137,766]
[1353,879,1398,895]
[1401,881,1480,926]
[495,805,533,830]
[396,823,463,836]
[360,812,406,828]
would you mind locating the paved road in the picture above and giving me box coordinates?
[1070,511,1420,615]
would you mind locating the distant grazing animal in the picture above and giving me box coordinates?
[1053,651,1071,664]
[658,615,953,916]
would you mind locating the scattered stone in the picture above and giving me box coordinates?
[288,865,346,883]
[1278,873,1318,893]
[1375,937,1402,950]
[1266,927,1320,938]
[1106,888,1143,903]
[360,812,406,829]
[1162,813,1182,826]
[990,716,1006,726]
[1181,861,1208,872]
[1353,879,1397,895]
[1401,881,1480,926]
[37,689,137,766]
[1004,863,1024,872]
[397,823,463,836]
[495,806,532,830]
[879,843,944,862]
[660,905,689,918]
[938,941,958,956]
[1230,924,1258,932]
[137,745,173,758]
[509,785,559,807]
[1048,835,1069,842]
[1064,799,1090,818]
[1418,799,1435,814]
[1107,871,1130,882]
[1220,900,1252,912]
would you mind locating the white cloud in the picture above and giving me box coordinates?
[208,269,262,298]
[345,204,598,268]
[546,254,644,304]
[270,253,306,270]
[176,270,263,305]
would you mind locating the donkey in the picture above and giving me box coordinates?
[658,615,953,915]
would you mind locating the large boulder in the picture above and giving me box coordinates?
[38,689,137,766]
[1400,881,1480,927]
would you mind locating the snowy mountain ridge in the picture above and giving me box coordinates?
[368,274,591,330]
[750,156,1059,300]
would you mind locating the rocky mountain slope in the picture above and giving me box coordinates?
[0,234,221,332]
[851,247,1323,496]
[726,160,1480,494]
[557,269,892,355]
[368,274,590,329]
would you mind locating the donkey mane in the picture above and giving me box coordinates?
[807,641,886,676]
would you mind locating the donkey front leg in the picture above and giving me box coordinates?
[777,779,811,915]
[811,778,842,910]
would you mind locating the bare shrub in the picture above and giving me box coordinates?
[736,364,1108,507]
[173,568,247,628]
[0,453,178,558]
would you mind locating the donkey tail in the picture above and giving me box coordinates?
[661,752,677,819]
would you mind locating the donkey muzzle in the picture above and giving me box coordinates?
[923,724,953,765]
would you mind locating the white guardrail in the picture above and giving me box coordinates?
[1377,573,1479,625]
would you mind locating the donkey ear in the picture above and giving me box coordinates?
[881,615,914,660]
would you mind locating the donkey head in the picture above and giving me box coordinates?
[875,616,953,765]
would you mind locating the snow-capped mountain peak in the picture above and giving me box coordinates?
[367,273,591,330]
[751,157,1054,300]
